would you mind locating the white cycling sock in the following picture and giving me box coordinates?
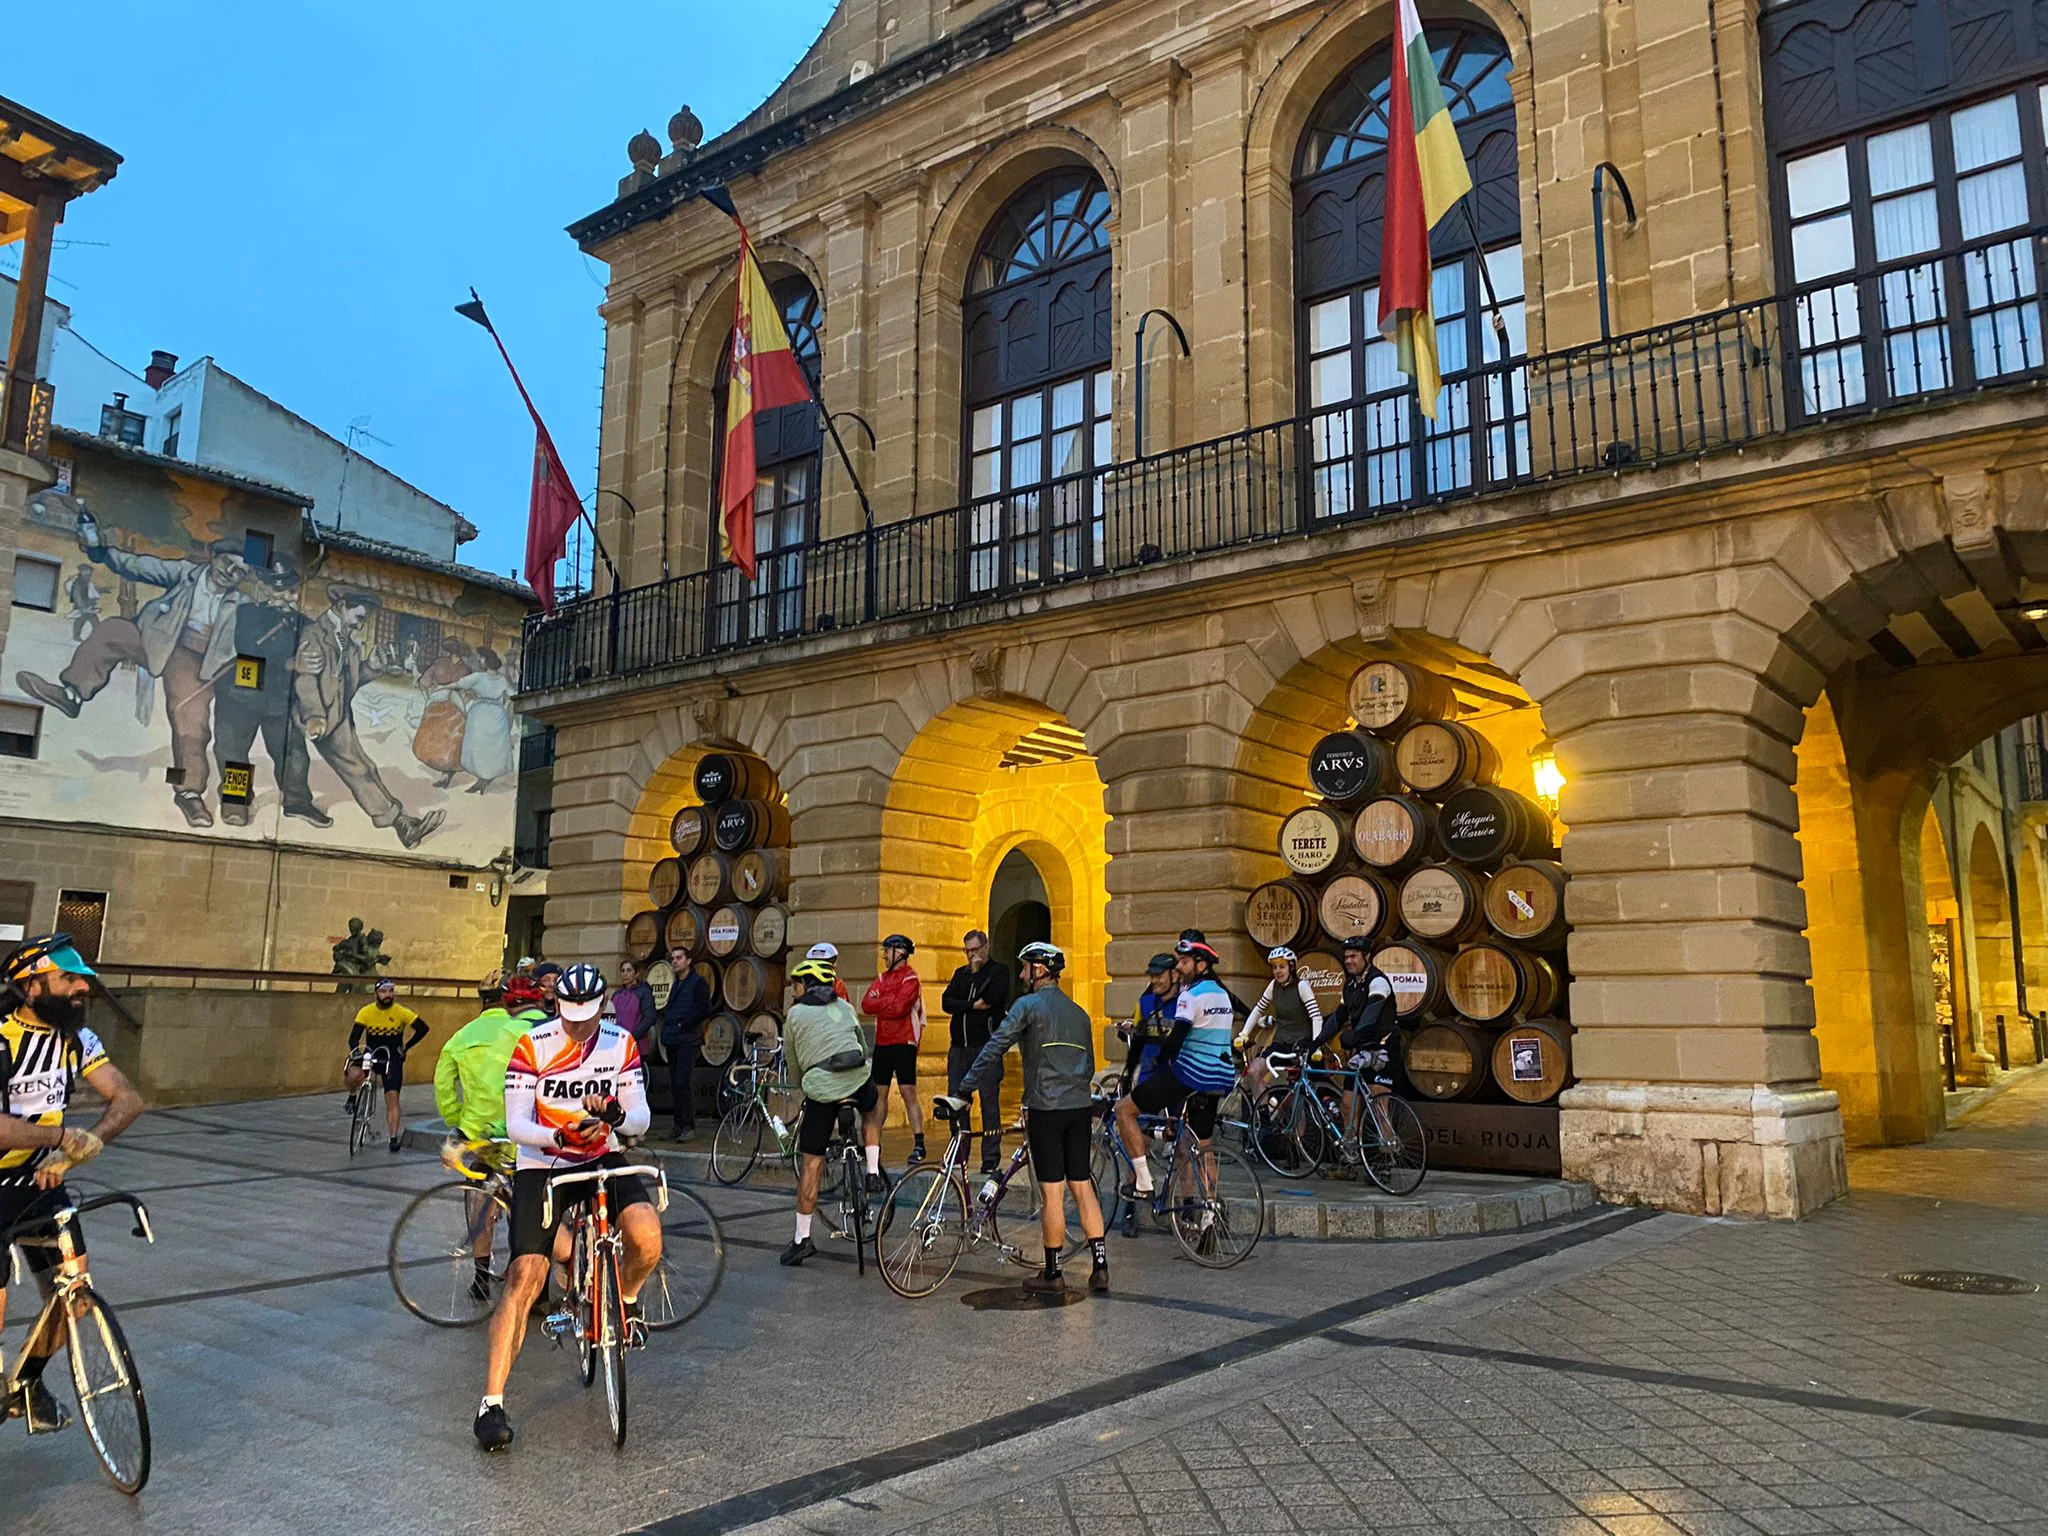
[1133,1156,1153,1194]
[480,1395,504,1415]
[865,1146,881,1175]
[795,1212,812,1242]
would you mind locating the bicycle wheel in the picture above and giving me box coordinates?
[348,1088,374,1158]
[573,1223,597,1387]
[709,1100,765,1186]
[991,1157,1087,1264]
[876,1166,968,1298]
[1359,1093,1429,1196]
[848,1148,868,1277]
[597,1245,628,1449]
[65,1287,150,1495]
[642,1186,725,1332]
[1088,1119,1126,1234]
[388,1179,509,1326]
[814,1141,848,1235]
[1213,1082,1257,1159]
[1251,1090,1321,1178]
[1168,1141,1265,1269]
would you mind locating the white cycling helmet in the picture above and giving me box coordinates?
[1267,947,1297,963]
[805,942,839,962]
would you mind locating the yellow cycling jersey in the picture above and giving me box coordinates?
[0,1008,109,1187]
[353,1001,420,1037]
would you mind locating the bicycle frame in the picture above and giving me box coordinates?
[4,1195,153,1396]
[933,1119,1037,1259]
[540,1163,670,1351]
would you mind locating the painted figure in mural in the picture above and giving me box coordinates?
[15,511,273,830]
[214,569,327,828]
[453,647,515,793]
[291,587,445,850]
[64,564,102,640]
[413,637,474,788]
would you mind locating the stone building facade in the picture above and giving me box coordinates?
[521,0,2048,1216]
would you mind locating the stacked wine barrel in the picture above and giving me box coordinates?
[1243,659,1575,1111]
[625,751,792,1071]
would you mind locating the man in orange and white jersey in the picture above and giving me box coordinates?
[473,962,660,1453]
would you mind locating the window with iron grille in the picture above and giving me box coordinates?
[54,890,108,964]
[12,555,59,612]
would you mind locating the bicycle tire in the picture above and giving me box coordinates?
[991,1156,1087,1265]
[815,1140,848,1235]
[709,1100,765,1186]
[348,1088,374,1158]
[848,1147,868,1277]
[598,1246,628,1449]
[1250,1088,1320,1178]
[387,1178,509,1327]
[1169,1140,1264,1269]
[1359,1093,1429,1196]
[643,1186,725,1331]
[65,1286,150,1495]
[876,1166,967,1298]
[574,1223,597,1388]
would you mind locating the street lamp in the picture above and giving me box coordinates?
[1529,737,1566,816]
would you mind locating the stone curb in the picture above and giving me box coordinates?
[402,1118,1596,1240]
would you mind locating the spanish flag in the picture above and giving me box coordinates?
[1378,0,1474,419]
[717,227,813,580]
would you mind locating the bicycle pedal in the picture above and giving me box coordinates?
[540,1309,575,1341]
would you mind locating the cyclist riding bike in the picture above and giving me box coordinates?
[1236,948,1326,1096]
[1304,938,1399,1132]
[1114,938,1237,1200]
[0,935,144,1434]
[475,962,659,1453]
[779,956,881,1268]
[954,941,1108,1295]
[344,977,429,1153]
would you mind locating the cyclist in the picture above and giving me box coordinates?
[0,935,144,1434]
[434,973,548,1297]
[1114,953,1179,1094]
[475,962,659,1453]
[1236,947,1325,1096]
[805,942,852,1002]
[1114,938,1236,1201]
[780,955,880,1268]
[861,934,926,1166]
[954,941,1107,1296]
[1307,938,1399,1137]
[345,977,429,1153]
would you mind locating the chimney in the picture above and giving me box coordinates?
[144,350,178,389]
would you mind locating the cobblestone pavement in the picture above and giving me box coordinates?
[5,1073,2045,1536]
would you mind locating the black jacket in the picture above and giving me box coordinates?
[1311,967,1396,1054]
[657,970,712,1038]
[940,961,1012,1053]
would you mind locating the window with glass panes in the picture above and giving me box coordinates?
[962,169,1114,595]
[1781,82,2047,415]
[1294,27,1526,520]
[709,275,823,646]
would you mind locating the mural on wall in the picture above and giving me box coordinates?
[2,447,527,866]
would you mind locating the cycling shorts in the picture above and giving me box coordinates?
[1129,1072,1218,1140]
[357,1042,406,1091]
[1025,1106,1093,1184]
[0,1183,77,1275]
[869,1043,918,1087]
[1347,1045,1396,1090]
[508,1152,650,1260]
[798,1082,878,1158]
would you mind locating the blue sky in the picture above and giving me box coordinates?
[17,0,834,580]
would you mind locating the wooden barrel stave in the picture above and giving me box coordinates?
[1438,785,1554,868]
[625,911,663,964]
[1317,872,1400,945]
[1278,805,1351,878]
[1394,720,1502,800]
[1491,1018,1573,1104]
[685,851,735,908]
[706,903,753,960]
[1401,1019,1495,1101]
[1445,942,1562,1024]
[1245,878,1321,952]
[694,752,774,806]
[700,1012,741,1069]
[1352,795,1437,873]
[733,847,790,903]
[662,904,708,958]
[1484,860,1570,949]
[669,805,711,858]
[1348,660,1457,736]
[648,857,684,910]
[1370,939,1451,1021]
[750,903,790,959]
[721,956,779,1013]
[1397,863,1489,945]
[1307,731,1392,805]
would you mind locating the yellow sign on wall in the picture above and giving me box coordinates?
[233,656,264,689]
[221,762,254,803]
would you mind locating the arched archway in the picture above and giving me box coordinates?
[1965,819,2016,1080]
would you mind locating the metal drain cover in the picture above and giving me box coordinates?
[1893,1270,2039,1295]
[959,1285,1089,1311]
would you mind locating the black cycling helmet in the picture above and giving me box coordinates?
[1178,928,1208,945]
[556,962,607,1022]
[1017,940,1065,976]
[882,934,915,955]
[1341,936,1373,955]
[1145,952,1178,975]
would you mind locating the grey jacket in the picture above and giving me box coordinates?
[90,544,251,681]
[959,982,1095,1113]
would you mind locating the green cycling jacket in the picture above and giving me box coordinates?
[433,1006,545,1140]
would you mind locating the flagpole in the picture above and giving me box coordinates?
[1455,203,1513,352]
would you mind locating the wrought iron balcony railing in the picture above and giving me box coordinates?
[521,226,2048,694]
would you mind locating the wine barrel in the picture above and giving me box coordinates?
[1438,785,1553,867]
[1402,1019,1496,1101]
[1445,942,1563,1023]
[648,857,684,909]
[1371,939,1451,1021]
[691,957,721,999]
[625,911,663,964]
[1395,720,1502,799]
[706,904,753,960]
[1351,795,1436,873]
[1296,950,1347,1020]
[1398,863,1489,944]
[1278,805,1350,877]
[1492,1018,1573,1104]
[1484,860,1570,949]
[669,804,712,858]
[745,1010,783,1050]
[750,902,790,959]
[1245,878,1320,951]
[1307,731,1392,806]
[645,959,676,1011]
[701,1012,741,1069]
[722,956,778,1013]
[662,904,708,958]
[714,797,792,854]
[1318,872,1400,945]
[686,851,734,907]
[1348,659,1457,736]
[733,847,790,903]
[694,752,774,806]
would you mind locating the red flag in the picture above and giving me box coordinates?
[523,426,581,612]
[718,231,814,580]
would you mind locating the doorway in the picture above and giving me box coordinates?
[988,847,1051,970]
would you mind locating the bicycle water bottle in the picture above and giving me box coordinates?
[770,1112,788,1141]
[978,1176,1000,1206]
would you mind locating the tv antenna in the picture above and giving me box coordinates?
[335,415,393,533]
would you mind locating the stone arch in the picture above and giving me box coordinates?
[2016,835,2046,1045]
[1964,816,2017,1075]
[913,125,1123,518]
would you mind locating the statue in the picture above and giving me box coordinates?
[331,917,391,992]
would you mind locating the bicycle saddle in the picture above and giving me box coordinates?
[931,1095,969,1121]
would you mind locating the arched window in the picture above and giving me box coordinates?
[961,168,1114,594]
[1294,24,1526,519]
[710,273,823,645]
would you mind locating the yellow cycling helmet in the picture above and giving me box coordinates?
[790,957,836,986]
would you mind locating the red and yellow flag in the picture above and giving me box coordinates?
[719,232,814,580]
[1378,0,1475,418]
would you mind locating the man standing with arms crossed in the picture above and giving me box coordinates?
[940,929,1011,1174]
[862,935,927,1166]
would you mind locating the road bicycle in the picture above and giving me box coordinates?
[535,1161,667,1449]
[709,1034,802,1186]
[875,1096,1082,1298]
[1251,1050,1428,1195]
[1090,1091,1265,1268]
[387,1139,724,1333]
[342,1045,395,1157]
[808,1101,890,1272]
[2,1189,155,1494]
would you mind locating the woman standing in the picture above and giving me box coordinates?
[412,639,474,786]
[454,647,515,793]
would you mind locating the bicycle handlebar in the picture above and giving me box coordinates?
[539,1162,669,1227]
[2,1189,154,1247]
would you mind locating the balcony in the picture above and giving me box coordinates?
[521,226,2048,695]
[0,371,53,457]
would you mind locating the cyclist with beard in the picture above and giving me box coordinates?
[0,935,144,1433]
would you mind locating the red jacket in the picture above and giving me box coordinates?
[862,965,922,1047]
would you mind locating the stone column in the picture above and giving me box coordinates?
[1182,34,1254,442]
[817,194,879,543]
[1111,61,1191,459]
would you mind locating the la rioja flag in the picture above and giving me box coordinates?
[718,231,814,580]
